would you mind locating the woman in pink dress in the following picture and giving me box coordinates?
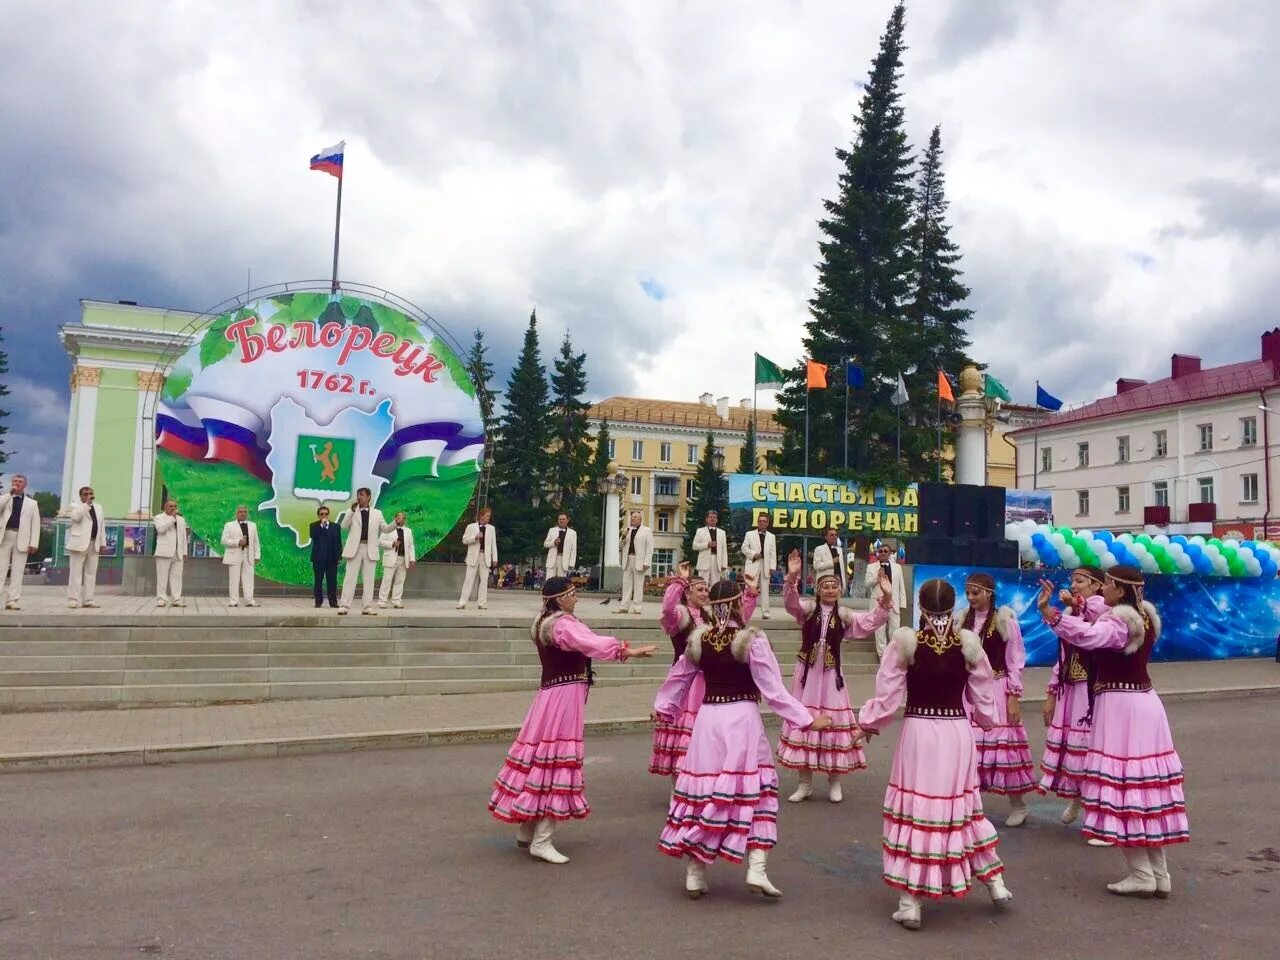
[1037,565,1188,897]
[488,577,656,864]
[858,577,1013,931]
[1038,565,1106,827]
[649,562,757,779]
[655,580,832,900]
[959,572,1036,827]
[777,549,892,803]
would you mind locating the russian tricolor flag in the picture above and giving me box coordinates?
[310,141,345,178]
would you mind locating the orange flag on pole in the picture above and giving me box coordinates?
[937,370,955,404]
[806,360,828,389]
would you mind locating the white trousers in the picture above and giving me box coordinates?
[1,530,27,603]
[458,564,488,606]
[228,560,255,603]
[156,556,184,601]
[379,557,408,603]
[874,608,902,659]
[700,552,723,584]
[746,559,771,614]
[547,556,571,578]
[618,564,646,610]
[341,554,377,609]
[67,549,100,604]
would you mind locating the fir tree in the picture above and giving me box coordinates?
[579,419,612,580]
[739,418,760,474]
[466,328,498,442]
[0,326,10,466]
[682,432,728,562]
[491,310,552,563]
[548,332,592,522]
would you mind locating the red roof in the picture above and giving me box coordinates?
[1010,357,1280,434]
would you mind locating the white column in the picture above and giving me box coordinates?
[954,366,987,487]
[60,374,82,506]
[604,490,622,566]
[69,366,101,495]
[132,371,165,517]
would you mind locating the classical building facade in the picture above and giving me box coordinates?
[587,395,782,576]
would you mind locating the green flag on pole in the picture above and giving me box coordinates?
[984,373,1012,402]
[754,353,785,391]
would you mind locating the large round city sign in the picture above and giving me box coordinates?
[154,291,482,585]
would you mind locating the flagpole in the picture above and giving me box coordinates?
[804,383,810,477]
[1033,381,1040,490]
[936,391,942,482]
[896,402,901,462]
[843,358,849,470]
[330,170,344,293]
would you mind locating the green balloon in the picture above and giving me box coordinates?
[1208,538,1224,549]
[1135,535,1154,547]
[1222,545,1238,560]
[1156,553,1176,574]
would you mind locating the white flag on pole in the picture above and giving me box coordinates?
[891,372,910,406]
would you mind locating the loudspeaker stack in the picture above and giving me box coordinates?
[906,483,1017,569]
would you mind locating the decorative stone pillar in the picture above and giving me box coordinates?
[68,366,102,499]
[131,370,167,518]
[954,366,988,487]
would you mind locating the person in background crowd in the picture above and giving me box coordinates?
[0,473,41,611]
[308,505,341,609]
[65,485,106,609]
[153,498,188,607]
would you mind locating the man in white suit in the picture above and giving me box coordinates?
[153,498,187,607]
[615,510,653,614]
[740,513,778,619]
[339,486,390,615]
[865,541,906,658]
[0,473,41,610]
[692,510,727,583]
[65,485,106,608]
[458,506,497,610]
[543,513,577,579]
[220,504,261,607]
[377,511,415,609]
[812,527,847,594]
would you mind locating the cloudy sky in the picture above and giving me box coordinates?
[3,0,1278,491]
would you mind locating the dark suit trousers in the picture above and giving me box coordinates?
[313,562,338,606]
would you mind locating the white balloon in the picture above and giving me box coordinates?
[1166,543,1185,558]
[1129,542,1149,558]
[1246,557,1263,576]
[1176,555,1194,574]
[1153,534,1170,546]
[1101,552,1119,569]
[1239,547,1255,561]
[1077,529,1094,541]
[1140,555,1159,573]
[1189,535,1206,546]
[1224,538,1241,551]
[1117,533,1134,544]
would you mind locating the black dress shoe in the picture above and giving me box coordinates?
[314,603,322,608]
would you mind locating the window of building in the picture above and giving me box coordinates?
[1197,476,1214,503]
[1117,486,1130,513]
[1077,442,1089,468]
[1117,436,1130,463]
[1242,473,1259,503]
[606,439,615,460]
[714,445,725,460]
[1154,429,1168,458]
[1241,417,1258,447]
[655,476,678,497]
[652,548,675,577]
[1077,490,1089,516]
[631,440,644,461]
[687,444,699,465]
[1153,480,1169,507]
[630,475,642,497]
[659,442,672,463]
[1198,424,1213,452]
[1040,447,1052,473]
[656,512,670,533]
[685,478,696,500]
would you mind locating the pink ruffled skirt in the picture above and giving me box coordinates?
[777,664,866,774]
[488,682,590,824]
[658,701,779,864]
[1079,689,1189,847]
[881,717,1005,899]
[649,673,704,776]
[1038,680,1091,799]
[969,675,1036,796]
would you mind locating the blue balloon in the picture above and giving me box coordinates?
[1262,557,1277,579]
[1031,532,1047,547]
[1193,554,1213,575]
[1095,531,1115,544]
[1170,535,1188,547]
[1040,544,1061,567]
[1185,543,1202,559]
[1111,544,1130,564]
[1241,540,1258,553]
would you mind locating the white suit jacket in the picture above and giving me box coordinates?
[220,520,261,566]
[543,526,578,570]
[691,527,727,577]
[619,525,653,571]
[65,502,105,554]
[341,506,389,561]
[865,558,905,609]
[0,492,41,552]
[740,530,777,574]
[153,513,188,559]
[462,522,498,568]
[812,541,848,590]
[379,525,416,567]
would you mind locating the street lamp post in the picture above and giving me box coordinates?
[598,470,628,593]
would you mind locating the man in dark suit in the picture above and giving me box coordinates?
[309,505,342,608]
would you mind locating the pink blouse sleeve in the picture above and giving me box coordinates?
[783,577,811,624]
[552,617,627,661]
[1051,611,1129,651]
[654,654,698,721]
[741,586,759,622]
[840,600,890,638]
[660,579,690,636]
[966,650,998,728]
[856,643,908,732]
[1084,595,1108,622]
[1003,613,1026,696]
[748,634,814,728]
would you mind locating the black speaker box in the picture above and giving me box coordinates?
[972,538,1019,569]
[917,482,952,537]
[980,486,1006,540]
[951,485,984,537]
[904,536,973,566]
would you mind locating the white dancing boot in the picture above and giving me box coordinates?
[528,818,570,864]
[1061,798,1082,824]
[685,859,709,899]
[986,873,1014,908]
[1005,794,1028,827]
[827,775,843,804]
[892,893,922,930]
[745,849,782,898]
[1107,848,1156,897]
[788,772,813,803]
[516,821,535,848]
[1149,847,1171,899]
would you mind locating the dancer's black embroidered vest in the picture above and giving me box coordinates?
[904,627,968,719]
[670,611,697,664]
[536,616,592,689]
[965,608,1007,679]
[797,605,845,689]
[1093,609,1154,693]
[700,630,759,704]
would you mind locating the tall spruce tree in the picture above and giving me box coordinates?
[466,328,498,442]
[0,326,10,466]
[739,418,760,474]
[548,333,592,523]
[682,432,728,562]
[774,2,927,484]
[492,310,552,563]
[903,124,973,474]
[579,419,612,579]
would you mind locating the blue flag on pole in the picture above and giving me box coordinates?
[1036,383,1064,411]
[846,362,864,389]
